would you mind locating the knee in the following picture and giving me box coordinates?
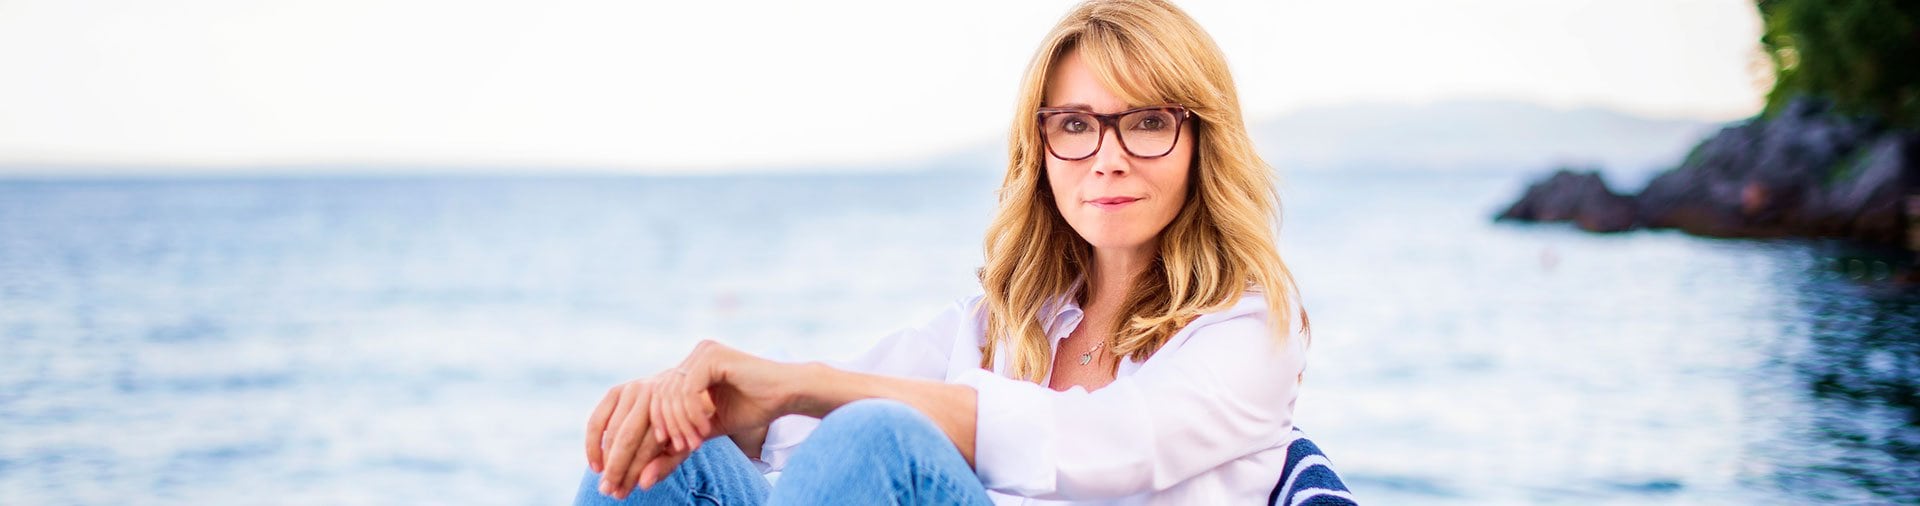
[816,399,938,443]
[823,399,922,427]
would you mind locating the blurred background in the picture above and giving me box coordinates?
[2,0,1916,504]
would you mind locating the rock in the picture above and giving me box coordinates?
[1496,168,1639,232]
[1500,96,1920,249]
[1814,132,1919,245]
[1634,97,1916,244]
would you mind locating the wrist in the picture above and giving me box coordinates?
[729,426,770,461]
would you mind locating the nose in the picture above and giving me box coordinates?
[1090,127,1130,176]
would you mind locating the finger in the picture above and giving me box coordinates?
[664,373,693,451]
[605,383,640,452]
[624,444,664,494]
[670,367,708,450]
[638,446,694,491]
[648,374,673,450]
[693,389,715,440]
[600,385,650,496]
[618,387,671,496]
[627,408,668,495]
[584,386,621,473]
[671,377,701,452]
[683,367,718,445]
[675,379,706,450]
[600,384,639,477]
[664,377,695,452]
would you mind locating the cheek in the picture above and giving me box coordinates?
[1168,137,1197,208]
[1157,152,1193,212]
[1044,161,1074,207]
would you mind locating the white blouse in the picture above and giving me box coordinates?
[756,289,1310,505]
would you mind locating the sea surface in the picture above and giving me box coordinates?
[0,170,1915,505]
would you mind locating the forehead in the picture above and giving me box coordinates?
[1043,48,1164,112]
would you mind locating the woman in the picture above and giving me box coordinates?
[578,0,1311,503]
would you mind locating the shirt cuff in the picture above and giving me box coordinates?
[954,368,1057,495]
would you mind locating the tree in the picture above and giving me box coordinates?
[1758,0,1920,127]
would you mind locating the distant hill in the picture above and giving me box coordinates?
[926,99,1728,185]
[1251,100,1727,183]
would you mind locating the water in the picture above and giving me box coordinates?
[0,170,1913,504]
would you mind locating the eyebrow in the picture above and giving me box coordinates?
[1046,103,1159,113]
[1043,103,1169,114]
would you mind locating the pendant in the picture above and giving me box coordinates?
[1079,352,1093,365]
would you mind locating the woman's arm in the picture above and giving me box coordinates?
[593,296,983,499]
[745,295,982,467]
[599,340,981,497]
[727,426,768,461]
[651,341,979,464]
[783,360,979,465]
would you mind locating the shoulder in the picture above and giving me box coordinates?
[1170,290,1307,354]
[874,292,987,347]
[1188,290,1301,330]
[951,291,988,323]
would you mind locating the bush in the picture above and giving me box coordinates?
[1758,0,1920,127]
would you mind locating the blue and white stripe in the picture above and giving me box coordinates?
[1269,427,1357,506]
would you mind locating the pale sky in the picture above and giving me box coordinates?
[0,0,1767,173]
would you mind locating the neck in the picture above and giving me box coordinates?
[1085,242,1155,309]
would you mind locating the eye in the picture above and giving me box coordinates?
[1130,112,1172,131]
[1063,118,1091,133]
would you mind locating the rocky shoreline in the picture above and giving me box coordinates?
[1498,98,1920,258]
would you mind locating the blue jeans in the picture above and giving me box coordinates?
[575,399,994,505]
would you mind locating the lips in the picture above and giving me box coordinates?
[1087,196,1141,210]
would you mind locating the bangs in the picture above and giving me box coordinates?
[1068,25,1185,109]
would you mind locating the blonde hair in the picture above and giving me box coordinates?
[977,0,1308,383]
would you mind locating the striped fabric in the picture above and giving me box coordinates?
[1268,427,1357,506]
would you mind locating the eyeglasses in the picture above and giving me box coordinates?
[1035,105,1190,161]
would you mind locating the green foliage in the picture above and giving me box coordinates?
[1757,0,1920,127]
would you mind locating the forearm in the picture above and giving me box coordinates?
[782,362,979,466]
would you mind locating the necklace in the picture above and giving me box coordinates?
[1079,340,1106,365]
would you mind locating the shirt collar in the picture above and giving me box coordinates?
[1040,276,1087,341]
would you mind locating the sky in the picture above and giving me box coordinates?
[0,0,1768,174]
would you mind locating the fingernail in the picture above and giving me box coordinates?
[598,482,610,495]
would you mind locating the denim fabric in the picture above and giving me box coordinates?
[575,436,770,506]
[769,399,993,505]
[574,399,991,505]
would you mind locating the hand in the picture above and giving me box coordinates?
[650,340,799,459]
[583,375,704,499]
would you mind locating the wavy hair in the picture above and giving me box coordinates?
[978,0,1308,383]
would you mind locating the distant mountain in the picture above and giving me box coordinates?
[1251,100,1727,183]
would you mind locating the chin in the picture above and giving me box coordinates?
[1076,232,1158,252]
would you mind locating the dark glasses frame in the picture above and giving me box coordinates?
[1035,104,1191,161]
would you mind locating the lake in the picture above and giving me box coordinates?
[0,170,1914,504]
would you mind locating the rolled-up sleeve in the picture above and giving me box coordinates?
[955,304,1309,500]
